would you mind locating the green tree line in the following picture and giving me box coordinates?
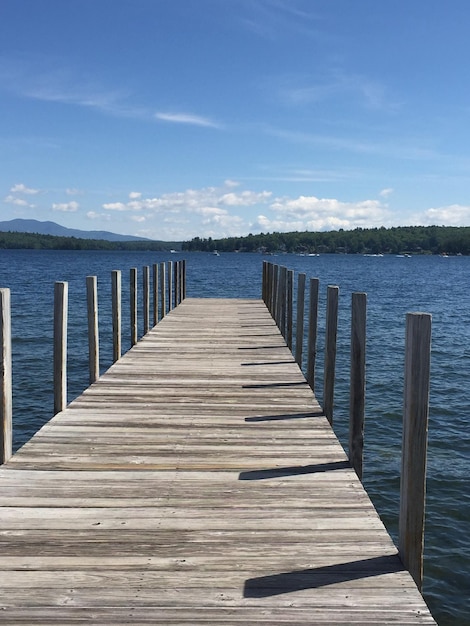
[182,226,470,255]
[0,231,181,251]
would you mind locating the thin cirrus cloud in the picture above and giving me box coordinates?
[155,112,222,129]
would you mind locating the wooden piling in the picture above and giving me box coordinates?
[349,292,367,480]
[295,273,306,367]
[143,266,150,335]
[130,268,138,346]
[306,277,319,392]
[53,281,68,416]
[160,263,166,319]
[323,285,339,425]
[153,263,159,327]
[168,262,173,312]
[111,270,121,363]
[0,288,12,464]
[86,276,99,385]
[286,269,294,351]
[399,312,432,591]
[272,264,279,323]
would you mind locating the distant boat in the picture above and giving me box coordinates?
[212,250,220,256]
[170,249,177,254]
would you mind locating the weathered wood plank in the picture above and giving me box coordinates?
[0,298,436,624]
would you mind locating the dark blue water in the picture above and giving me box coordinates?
[0,249,468,625]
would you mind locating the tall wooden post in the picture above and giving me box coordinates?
[153,263,159,326]
[111,270,121,362]
[279,266,287,339]
[174,261,179,308]
[262,261,267,303]
[130,268,138,346]
[86,276,99,385]
[295,273,306,367]
[323,285,339,425]
[168,262,173,312]
[182,259,187,300]
[143,265,150,335]
[0,289,12,464]
[399,312,432,591]
[272,264,279,324]
[54,281,68,416]
[306,277,319,391]
[349,292,367,480]
[286,269,294,351]
[160,263,166,318]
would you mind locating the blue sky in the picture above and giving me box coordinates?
[1,0,470,241]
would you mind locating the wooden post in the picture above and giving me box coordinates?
[279,266,287,339]
[143,265,150,335]
[174,261,179,308]
[286,269,294,351]
[86,276,99,385]
[168,262,173,312]
[0,289,12,464]
[182,259,187,300]
[53,281,68,416]
[272,264,279,324]
[295,273,306,367]
[160,262,166,318]
[111,270,121,363]
[306,277,319,391]
[267,263,274,315]
[399,312,432,591]
[130,268,138,346]
[153,263,159,327]
[349,292,367,480]
[262,261,267,303]
[323,285,339,425]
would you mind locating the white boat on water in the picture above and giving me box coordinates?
[212,250,220,256]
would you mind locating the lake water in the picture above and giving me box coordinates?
[0,249,469,625]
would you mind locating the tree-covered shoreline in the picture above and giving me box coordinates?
[182,225,470,255]
[0,231,181,251]
[2,225,470,255]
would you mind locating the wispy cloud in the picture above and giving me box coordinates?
[4,195,35,208]
[10,183,40,195]
[265,126,438,161]
[52,201,79,212]
[274,69,399,112]
[239,0,322,40]
[0,55,220,128]
[155,112,222,129]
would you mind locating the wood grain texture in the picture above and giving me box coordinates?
[0,298,436,624]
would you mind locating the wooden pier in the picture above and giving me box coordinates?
[0,296,436,623]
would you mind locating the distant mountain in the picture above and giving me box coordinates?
[0,219,152,242]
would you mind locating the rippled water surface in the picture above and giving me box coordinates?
[1,249,469,625]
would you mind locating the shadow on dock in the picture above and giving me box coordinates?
[244,554,404,597]
[239,460,351,480]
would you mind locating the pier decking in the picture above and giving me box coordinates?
[0,298,435,624]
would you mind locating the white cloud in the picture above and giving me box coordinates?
[52,201,79,212]
[65,188,82,195]
[102,202,128,211]
[380,188,394,197]
[10,183,40,195]
[417,204,470,226]
[131,215,146,222]
[129,191,142,199]
[101,182,272,217]
[87,210,110,221]
[4,194,35,208]
[155,112,221,128]
[259,194,391,231]
[220,190,272,206]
